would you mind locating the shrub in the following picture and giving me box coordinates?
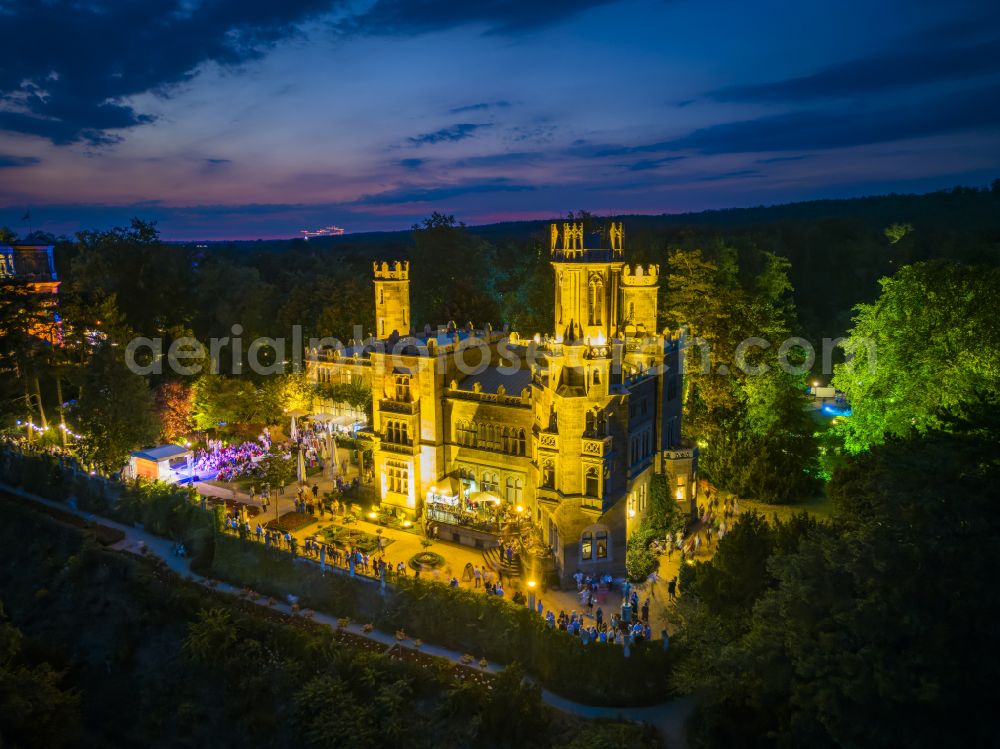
[626,545,658,582]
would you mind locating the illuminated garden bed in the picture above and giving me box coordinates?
[265,511,317,533]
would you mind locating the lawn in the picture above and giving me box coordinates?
[741,493,835,523]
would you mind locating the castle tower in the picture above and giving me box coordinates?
[373,260,410,338]
[550,222,624,342]
[620,263,659,335]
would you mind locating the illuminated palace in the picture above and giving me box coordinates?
[0,243,61,343]
[306,223,698,583]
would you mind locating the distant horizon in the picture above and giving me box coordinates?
[6,175,998,243]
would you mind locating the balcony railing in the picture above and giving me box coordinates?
[379,399,418,415]
[537,432,558,451]
[581,435,612,457]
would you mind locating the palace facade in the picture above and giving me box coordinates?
[0,243,61,343]
[306,223,697,583]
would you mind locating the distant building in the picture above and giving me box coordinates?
[306,223,698,584]
[0,243,61,343]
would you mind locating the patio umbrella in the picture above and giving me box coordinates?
[290,415,298,442]
[469,491,501,505]
[296,447,306,484]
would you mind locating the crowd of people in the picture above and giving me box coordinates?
[193,435,272,482]
[544,608,656,646]
[663,491,739,563]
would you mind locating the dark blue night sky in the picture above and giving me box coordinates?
[1,0,998,239]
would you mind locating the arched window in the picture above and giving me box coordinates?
[541,460,555,489]
[501,427,510,454]
[516,428,526,456]
[596,529,608,559]
[506,476,515,501]
[581,531,593,560]
[585,466,601,497]
[394,375,410,402]
[482,472,499,493]
[588,276,604,326]
[580,524,609,563]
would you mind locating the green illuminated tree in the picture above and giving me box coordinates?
[832,260,1000,453]
[665,248,819,501]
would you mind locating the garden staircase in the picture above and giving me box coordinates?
[482,544,522,580]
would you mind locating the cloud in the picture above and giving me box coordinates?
[450,151,544,168]
[625,156,685,171]
[0,0,337,145]
[632,85,1000,154]
[407,123,491,146]
[756,155,807,164]
[205,158,232,165]
[336,0,622,36]
[449,101,511,114]
[0,153,40,168]
[693,169,762,182]
[355,179,536,205]
[710,32,1000,102]
[399,158,426,169]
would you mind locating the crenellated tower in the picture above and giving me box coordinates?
[550,221,624,342]
[373,260,410,338]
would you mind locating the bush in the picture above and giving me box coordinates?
[626,545,657,582]
[625,520,661,582]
